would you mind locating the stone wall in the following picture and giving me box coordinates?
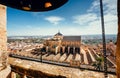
[0,4,7,51]
[0,65,11,78]
[9,57,116,78]
[0,4,7,67]
[0,4,11,78]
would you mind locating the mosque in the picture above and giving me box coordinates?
[43,32,81,55]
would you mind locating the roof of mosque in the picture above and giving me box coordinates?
[63,36,81,41]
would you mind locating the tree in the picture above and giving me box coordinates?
[116,0,120,77]
[92,56,104,71]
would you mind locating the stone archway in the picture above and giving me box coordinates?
[75,47,80,54]
[69,47,73,54]
[65,47,68,54]
[60,47,63,55]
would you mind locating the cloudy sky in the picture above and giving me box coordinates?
[7,0,117,36]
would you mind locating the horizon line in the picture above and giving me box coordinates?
[7,34,117,37]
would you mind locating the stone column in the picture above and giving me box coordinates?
[68,47,70,54]
[46,46,48,52]
[0,5,11,78]
[0,4,7,67]
[73,47,75,54]
[55,46,58,54]
[0,4,7,51]
[23,75,27,78]
[11,72,16,78]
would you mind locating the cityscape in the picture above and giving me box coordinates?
[0,0,118,78]
[7,33,117,78]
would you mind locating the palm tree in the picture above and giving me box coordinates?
[92,56,104,71]
[116,0,120,77]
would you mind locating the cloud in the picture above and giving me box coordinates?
[87,0,117,15]
[87,0,100,12]
[73,0,117,34]
[104,14,117,23]
[103,0,117,15]
[26,25,33,28]
[8,0,117,36]
[45,16,64,25]
[31,12,44,17]
[73,13,98,26]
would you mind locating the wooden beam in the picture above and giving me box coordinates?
[116,0,120,77]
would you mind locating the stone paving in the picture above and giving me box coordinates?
[8,57,117,78]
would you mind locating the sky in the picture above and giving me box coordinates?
[7,0,118,36]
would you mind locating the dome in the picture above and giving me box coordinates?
[54,31,63,40]
[54,32,63,36]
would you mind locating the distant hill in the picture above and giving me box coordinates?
[7,35,53,39]
[81,34,117,40]
[8,34,117,40]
